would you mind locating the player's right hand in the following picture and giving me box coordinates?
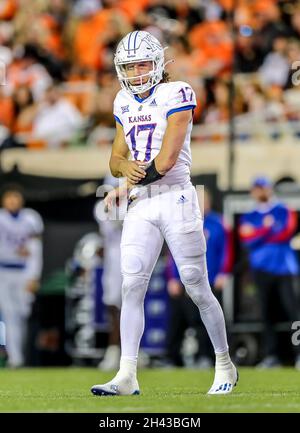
[119,160,147,184]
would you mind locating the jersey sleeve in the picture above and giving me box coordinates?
[165,82,197,119]
[113,91,123,126]
[238,213,271,249]
[268,206,298,243]
[26,209,44,236]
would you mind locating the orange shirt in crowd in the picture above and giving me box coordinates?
[37,14,65,59]
[0,94,14,129]
[8,60,37,90]
[117,0,149,23]
[74,10,113,70]
[74,1,150,69]
[189,21,233,73]
[0,0,17,20]
[217,0,278,12]
[62,72,97,116]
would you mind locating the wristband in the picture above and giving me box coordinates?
[137,160,164,186]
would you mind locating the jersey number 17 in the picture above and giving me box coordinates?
[126,123,157,162]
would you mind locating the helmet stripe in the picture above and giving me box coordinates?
[133,31,139,53]
[127,31,133,52]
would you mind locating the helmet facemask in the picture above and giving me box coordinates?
[116,56,164,95]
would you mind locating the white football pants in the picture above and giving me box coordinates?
[120,185,229,360]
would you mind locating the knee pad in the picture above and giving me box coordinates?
[121,254,149,302]
[122,254,144,275]
[179,264,212,308]
[179,264,204,287]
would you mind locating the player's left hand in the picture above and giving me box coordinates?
[25,280,40,294]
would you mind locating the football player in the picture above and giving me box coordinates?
[91,31,237,396]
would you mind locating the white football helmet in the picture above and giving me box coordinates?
[114,31,165,95]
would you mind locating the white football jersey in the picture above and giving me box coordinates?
[0,208,43,266]
[113,81,197,188]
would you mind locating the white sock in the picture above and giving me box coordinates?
[215,351,232,370]
[118,356,137,378]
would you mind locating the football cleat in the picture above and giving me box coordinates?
[207,362,238,395]
[91,375,140,396]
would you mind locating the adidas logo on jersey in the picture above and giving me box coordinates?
[176,195,188,204]
[149,99,157,106]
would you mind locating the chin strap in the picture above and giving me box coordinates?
[164,59,174,68]
[163,45,174,68]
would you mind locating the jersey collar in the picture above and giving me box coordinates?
[133,85,156,103]
[7,209,21,219]
[256,198,278,213]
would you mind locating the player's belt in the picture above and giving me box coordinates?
[127,194,138,209]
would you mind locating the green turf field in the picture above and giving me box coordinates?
[0,367,299,413]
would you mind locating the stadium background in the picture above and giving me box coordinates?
[0,0,300,369]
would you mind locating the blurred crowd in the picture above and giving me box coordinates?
[1,0,300,149]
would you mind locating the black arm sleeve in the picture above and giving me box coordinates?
[136,160,164,186]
